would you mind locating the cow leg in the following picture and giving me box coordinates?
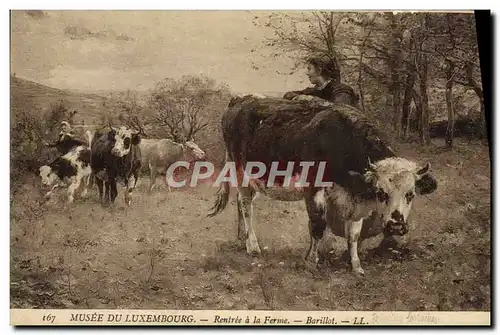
[376,231,401,252]
[109,180,118,204]
[237,197,246,242]
[149,163,157,192]
[346,218,365,275]
[96,177,104,203]
[105,181,112,204]
[304,189,327,264]
[43,183,60,202]
[237,187,260,255]
[80,173,91,198]
[104,180,112,205]
[124,176,135,206]
[67,177,82,204]
[133,169,140,188]
[162,167,172,192]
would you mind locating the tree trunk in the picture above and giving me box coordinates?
[391,83,403,136]
[444,59,455,148]
[357,56,366,113]
[357,21,374,114]
[401,30,416,139]
[416,13,430,145]
[419,55,430,145]
[402,71,417,138]
[411,89,422,132]
[389,14,404,136]
[465,62,486,140]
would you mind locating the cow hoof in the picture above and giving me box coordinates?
[248,250,261,257]
[246,244,261,256]
[352,267,365,276]
[246,235,261,256]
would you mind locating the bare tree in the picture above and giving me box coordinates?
[117,89,147,131]
[149,75,230,142]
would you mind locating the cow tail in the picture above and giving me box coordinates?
[207,149,231,218]
[84,130,93,148]
[206,180,230,218]
[84,129,95,190]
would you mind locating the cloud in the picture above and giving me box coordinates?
[11,11,302,93]
[116,34,134,41]
[24,10,47,19]
[64,25,134,42]
[64,25,94,40]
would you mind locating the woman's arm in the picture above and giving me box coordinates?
[283,87,316,100]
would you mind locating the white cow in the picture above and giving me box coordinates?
[139,138,206,191]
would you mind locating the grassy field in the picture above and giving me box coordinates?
[10,138,491,311]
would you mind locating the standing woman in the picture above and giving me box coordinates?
[283,55,360,108]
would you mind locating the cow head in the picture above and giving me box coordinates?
[107,123,142,157]
[39,165,57,186]
[349,157,437,236]
[55,130,74,143]
[184,140,206,161]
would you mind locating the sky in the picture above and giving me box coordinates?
[10,10,309,94]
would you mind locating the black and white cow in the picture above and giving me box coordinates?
[39,131,93,204]
[90,123,142,206]
[44,127,93,155]
[207,94,437,275]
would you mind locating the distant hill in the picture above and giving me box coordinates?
[10,76,117,126]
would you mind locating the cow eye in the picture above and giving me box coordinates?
[123,137,131,149]
[376,189,389,204]
[405,191,415,203]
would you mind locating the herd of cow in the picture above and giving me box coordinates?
[37,93,439,275]
[38,122,207,206]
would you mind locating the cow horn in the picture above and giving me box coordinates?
[367,157,377,170]
[130,115,146,136]
[108,120,116,131]
[131,124,143,135]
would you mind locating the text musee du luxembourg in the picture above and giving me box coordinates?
[41,312,369,325]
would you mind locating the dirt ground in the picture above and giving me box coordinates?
[10,139,491,311]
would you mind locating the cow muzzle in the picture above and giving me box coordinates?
[111,147,124,157]
[384,220,409,236]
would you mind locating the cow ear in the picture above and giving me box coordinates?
[348,170,375,183]
[347,170,376,196]
[416,162,431,176]
[415,173,437,195]
[107,130,116,140]
[132,134,141,145]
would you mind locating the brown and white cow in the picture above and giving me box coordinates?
[139,138,206,191]
[207,94,437,275]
